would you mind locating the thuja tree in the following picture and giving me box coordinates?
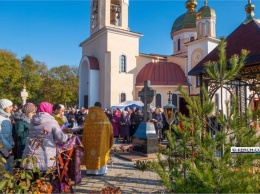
[153,86,260,192]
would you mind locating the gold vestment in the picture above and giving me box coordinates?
[82,106,113,170]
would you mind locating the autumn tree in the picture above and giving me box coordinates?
[40,65,79,106]
[20,55,45,104]
[0,50,79,106]
[0,50,22,103]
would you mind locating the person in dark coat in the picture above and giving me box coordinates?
[161,111,169,140]
[129,107,137,140]
[132,110,143,135]
[76,108,88,126]
[105,109,112,121]
[151,108,163,143]
[14,103,36,161]
[119,111,131,143]
[67,108,78,128]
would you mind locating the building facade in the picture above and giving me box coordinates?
[79,0,219,111]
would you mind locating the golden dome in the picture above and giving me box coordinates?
[197,1,216,20]
[245,0,255,19]
[170,12,197,37]
[185,0,198,13]
[170,0,197,38]
[243,0,260,24]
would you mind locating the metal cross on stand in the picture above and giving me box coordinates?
[138,80,156,122]
[133,80,158,155]
[21,81,28,105]
[167,91,173,103]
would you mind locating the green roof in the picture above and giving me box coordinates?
[197,5,216,19]
[170,12,197,38]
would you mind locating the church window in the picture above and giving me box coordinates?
[155,93,162,108]
[177,39,181,51]
[172,93,178,108]
[196,76,200,87]
[198,22,202,35]
[110,0,121,26]
[212,21,215,35]
[190,36,195,42]
[205,21,209,35]
[120,93,126,102]
[91,0,99,29]
[120,55,126,72]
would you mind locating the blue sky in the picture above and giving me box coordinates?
[0,0,259,68]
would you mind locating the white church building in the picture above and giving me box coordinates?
[78,0,220,112]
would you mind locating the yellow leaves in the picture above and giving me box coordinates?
[22,158,28,168]
[0,180,8,190]
[0,157,7,163]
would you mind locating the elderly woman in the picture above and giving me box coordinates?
[0,99,15,171]
[119,111,131,143]
[22,102,73,172]
[152,108,163,143]
[14,103,36,160]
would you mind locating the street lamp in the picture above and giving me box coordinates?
[163,91,177,134]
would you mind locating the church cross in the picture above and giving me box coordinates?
[167,91,173,103]
[138,80,156,122]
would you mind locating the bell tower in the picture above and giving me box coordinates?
[80,0,142,108]
[90,0,129,35]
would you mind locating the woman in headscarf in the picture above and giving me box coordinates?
[0,99,15,171]
[14,103,36,161]
[111,110,121,143]
[22,102,73,172]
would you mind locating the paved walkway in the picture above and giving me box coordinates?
[74,153,167,193]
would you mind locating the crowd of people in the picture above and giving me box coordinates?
[0,98,172,192]
[59,105,169,144]
[103,107,169,144]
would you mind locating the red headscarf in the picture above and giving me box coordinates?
[38,102,53,115]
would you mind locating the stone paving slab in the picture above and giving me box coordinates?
[74,155,167,193]
[114,152,158,161]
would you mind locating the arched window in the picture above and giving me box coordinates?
[198,22,202,35]
[110,0,121,26]
[190,36,195,42]
[196,76,200,87]
[120,93,126,102]
[205,21,209,35]
[91,0,99,29]
[212,21,215,35]
[155,93,162,108]
[120,55,126,72]
[172,93,178,108]
[177,39,181,51]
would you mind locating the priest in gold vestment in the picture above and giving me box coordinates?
[82,102,114,175]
